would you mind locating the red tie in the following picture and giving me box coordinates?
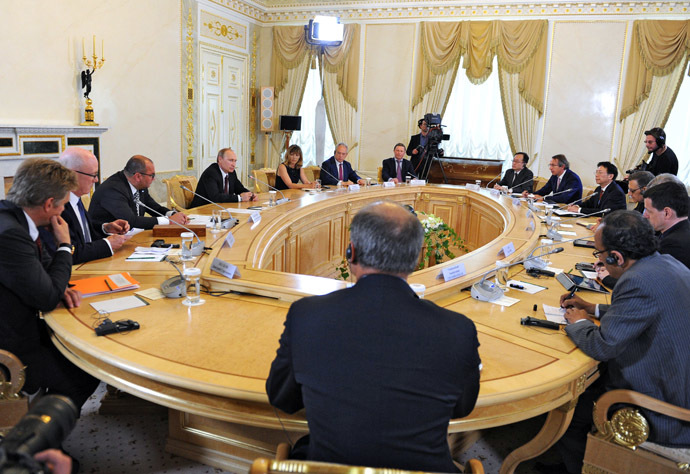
[35,236,43,259]
[338,163,343,181]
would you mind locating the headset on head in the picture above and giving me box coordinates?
[605,250,625,266]
[346,243,356,264]
[645,127,666,147]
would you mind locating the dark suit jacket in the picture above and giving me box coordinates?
[566,253,690,446]
[498,168,534,193]
[406,133,428,156]
[0,200,72,356]
[89,171,171,230]
[534,169,583,204]
[320,156,360,186]
[579,182,627,215]
[381,158,414,182]
[659,219,690,269]
[190,163,250,208]
[266,274,481,472]
[39,197,111,264]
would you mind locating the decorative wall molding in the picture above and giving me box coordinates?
[201,9,247,48]
[209,0,690,23]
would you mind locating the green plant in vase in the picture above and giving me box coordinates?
[418,212,468,269]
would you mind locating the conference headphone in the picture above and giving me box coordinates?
[645,127,666,148]
[346,243,356,264]
[605,250,624,266]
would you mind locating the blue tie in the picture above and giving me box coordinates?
[77,199,92,243]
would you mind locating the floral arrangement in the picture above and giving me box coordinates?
[418,212,468,269]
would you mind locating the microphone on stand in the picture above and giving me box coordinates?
[470,247,565,302]
[319,166,344,187]
[406,171,419,179]
[485,171,504,189]
[508,176,534,193]
[180,185,238,229]
[135,197,205,256]
[546,208,610,241]
[160,256,186,298]
[249,176,290,204]
[523,237,580,271]
[556,191,597,210]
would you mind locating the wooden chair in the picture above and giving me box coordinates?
[253,169,276,192]
[303,166,321,183]
[377,166,383,183]
[0,349,29,435]
[250,443,484,474]
[532,176,548,192]
[582,389,690,473]
[161,174,198,211]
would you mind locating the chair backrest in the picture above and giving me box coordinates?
[161,175,198,210]
[533,176,548,191]
[253,169,273,193]
[377,166,383,182]
[0,350,29,434]
[303,166,321,183]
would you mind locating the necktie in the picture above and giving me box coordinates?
[511,171,517,187]
[224,174,229,194]
[338,163,343,181]
[35,235,43,259]
[77,200,92,243]
[598,189,604,204]
[556,177,562,190]
[396,161,402,182]
[133,191,141,216]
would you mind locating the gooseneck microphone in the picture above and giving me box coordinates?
[179,185,238,229]
[485,171,504,189]
[249,175,289,204]
[523,237,580,271]
[134,197,205,256]
[160,256,186,298]
[406,171,419,179]
[318,166,342,186]
[470,247,565,302]
[557,191,597,210]
[546,208,610,241]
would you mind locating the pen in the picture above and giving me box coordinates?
[509,283,524,290]
[127,256,159,260]
[104,278,113,291]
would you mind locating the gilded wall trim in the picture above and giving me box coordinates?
[201,9,247,48]
[209,0,689,24]
[185,5,196,170]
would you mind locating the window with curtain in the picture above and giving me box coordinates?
[663,73,690,185]
[442,58,512,165]
[289,66,335,166]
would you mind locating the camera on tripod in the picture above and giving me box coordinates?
[418,113,450,180]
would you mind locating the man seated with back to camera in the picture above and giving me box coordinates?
[266,201,480,472]
[567,161,626,215]
[381,142,414,184]
[494,152,533,194]
[547,210,690,474]
[191,147,256,207]
[319,143,365,186]
[522,154,582,204]
[642,181,690,269]
[89,155,189,230]
[275,145,316,190]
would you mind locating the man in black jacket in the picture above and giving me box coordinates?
[495,152,534,194]
[267,201,480,472]
[89,155,189,230]
[381,143,415,183]
[190,148,256,207]
[0,158,98,408]
[643,181,690,269]
[568,162,626,215]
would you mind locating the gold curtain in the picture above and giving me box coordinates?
[270,26,312,168]
[620,20,690,121]
[322,24,361,153]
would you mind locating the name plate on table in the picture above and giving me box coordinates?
[466,183,481,191]
[225,231,235,248]
[249,211,261,224]
[437,263,467,282]
[348,184,361,191]
[410,179,426,186]
[276,198,290,205]
[490,189,501,198]
[383,181,396,188]
[501,242,516,257]
[512,197,521,206]
[152,224,206,237]
[211,258,241,279]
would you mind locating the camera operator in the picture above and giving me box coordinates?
[406,118,430,172]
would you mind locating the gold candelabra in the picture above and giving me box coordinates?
[80,35,105,126]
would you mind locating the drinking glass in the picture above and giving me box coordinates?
[182,267,205,306]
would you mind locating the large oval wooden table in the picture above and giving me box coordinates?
[45,184,602,473]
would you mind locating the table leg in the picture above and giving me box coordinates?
[499,399,577,474]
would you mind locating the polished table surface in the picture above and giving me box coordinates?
[45,184,606,473]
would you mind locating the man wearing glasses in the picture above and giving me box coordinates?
[522,154,582,204]
[547,210,690,474]
[90,155,189,230]
[627,170,654,213]
[38,147,130,263]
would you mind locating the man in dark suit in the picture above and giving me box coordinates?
[190,147,256,208]
[0,158,99,409]
[320,143,365,186]
[89,155,189,230]
[406,117,430,172]
[267,201,480,472]
[627,170,655,213]
[555,211,690,473]
[523,154,582,204]
[39,147,130,264]
[643,181,690,269]
[494,152,534,194]
[381,142,414,183]
[567,162,626,216]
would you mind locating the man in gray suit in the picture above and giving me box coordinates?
[549,210,690,474]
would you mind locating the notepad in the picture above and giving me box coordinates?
[69,272,140,297]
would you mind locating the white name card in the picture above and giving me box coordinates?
[210,258,241,279]
[410,179,426,186]
[526,209,532,218]
[225,230,235,248]
[348,184,361,191]
[383,181,396,188]
[490,188,501,198]
[502,241,516,257]
[437,263,467,282]
[250,211,261,224]
[466,183,481,191]
[512,197,521,206]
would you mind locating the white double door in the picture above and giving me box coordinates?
[199,47,248,181]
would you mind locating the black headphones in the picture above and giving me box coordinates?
[645,127,666,147]
[346,243,356,264]
[605,250,625,266]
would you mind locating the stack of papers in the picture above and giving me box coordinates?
[70,272,140,297]
[126,247,170,262]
